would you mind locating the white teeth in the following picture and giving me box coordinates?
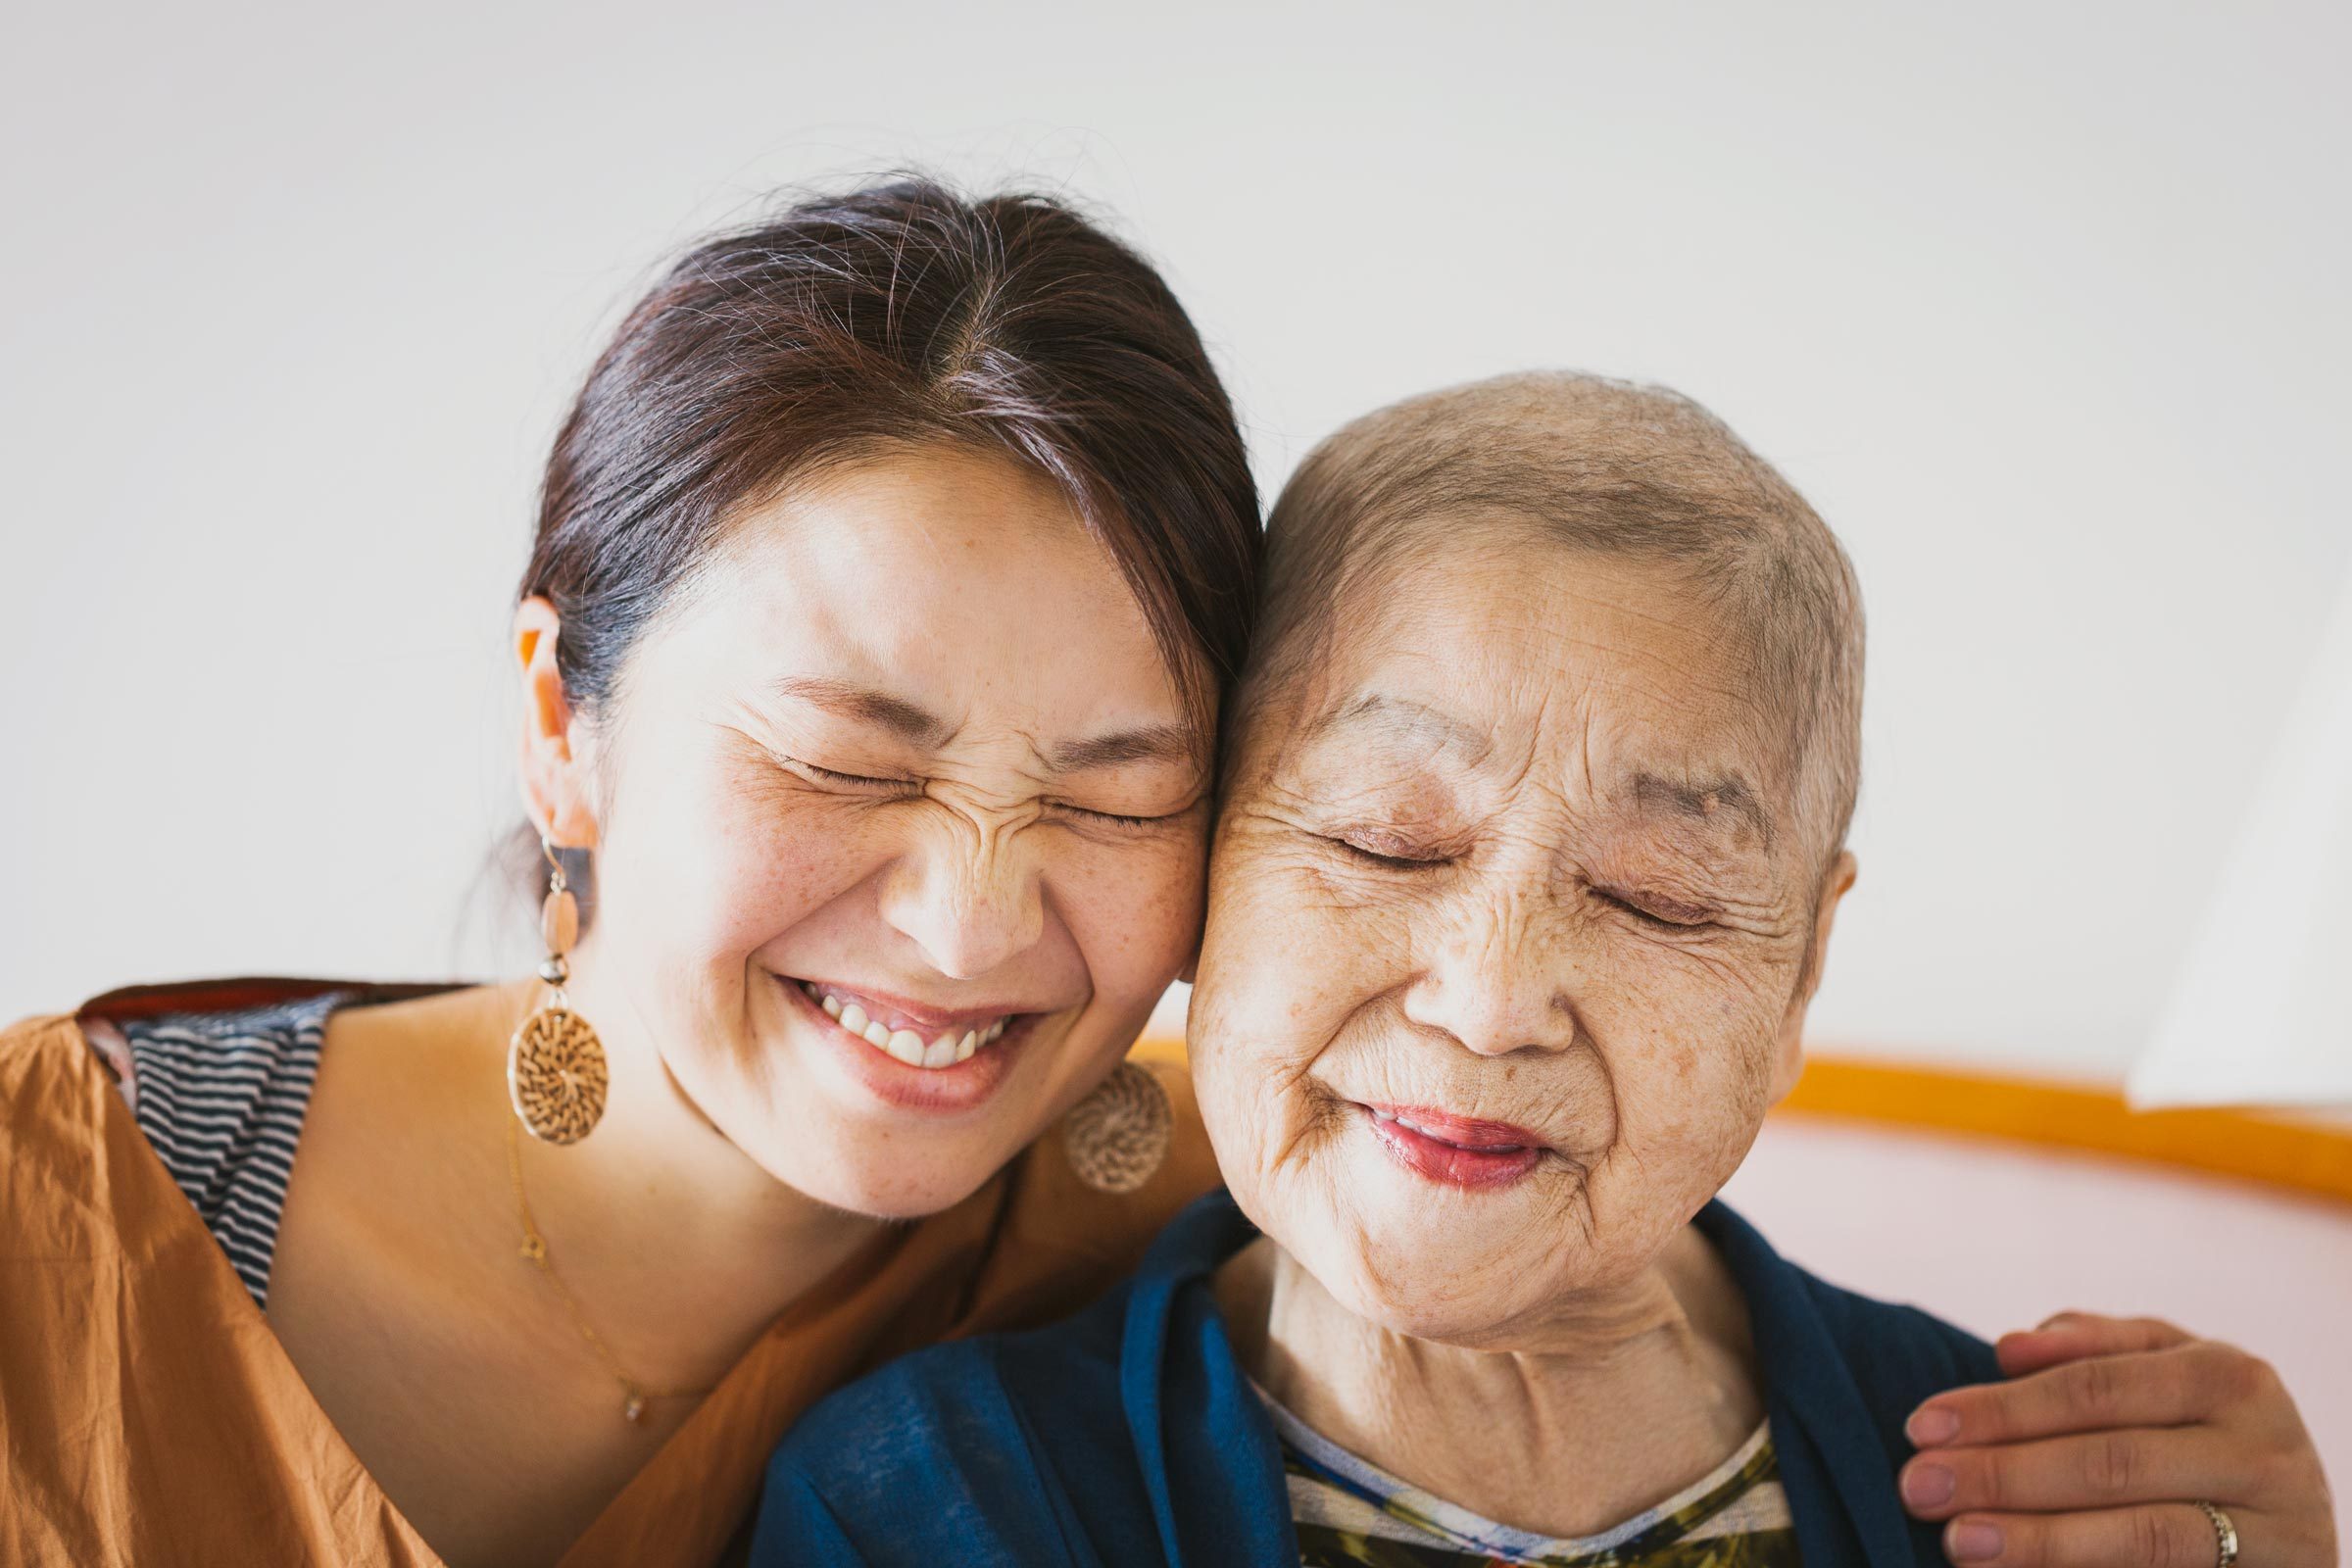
[804,983,1016,1070]
[1370,1107,1396,1123]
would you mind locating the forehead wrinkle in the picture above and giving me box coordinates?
[1528,621,1753,710]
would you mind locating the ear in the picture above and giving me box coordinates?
[514,596,601,850]
[1766,849,1857,1103]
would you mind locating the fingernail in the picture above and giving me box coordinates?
[1905,1405,1960,1446]
[1901,1462,1955,1507]
[1948,1520,2003,1561]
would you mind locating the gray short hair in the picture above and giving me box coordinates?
[1246,370,1865,860]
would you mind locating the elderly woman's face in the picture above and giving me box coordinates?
[1192,533,1845,1347]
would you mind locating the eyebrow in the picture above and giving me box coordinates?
[1628,771,1774,843]
[1049,723,1201,774]
[1305,693,1492,760]
[771,676,953,747]
[773,675,1197,775]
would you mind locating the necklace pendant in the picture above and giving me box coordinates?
[622,1392,647,1424]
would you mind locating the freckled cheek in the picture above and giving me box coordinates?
[620,767,892,963]
[1053,830,1210,1007]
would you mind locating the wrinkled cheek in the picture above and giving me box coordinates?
[1188,1004,1299,1198]
[1692,994,1788,1124]
[1193,880,1398,1201]
[1603,1005,1784,1215]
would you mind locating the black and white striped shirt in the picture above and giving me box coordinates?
[120,992,344,1307]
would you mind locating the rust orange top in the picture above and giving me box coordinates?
[0,979,1221,1568]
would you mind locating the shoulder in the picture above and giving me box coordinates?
[1794,1266,2001,1403]
[1788,1271,1996,1566]
[120,990,339,1122]
[117,992,346,1298]
[0,1011,122,1188]
[1698,1200,1997,1415]
[759,1277,1143,1566]
[4,979,470,1296]
[0,994,445,1567]
[793,1238,1144,1439]
[1,1007,101,1086]
[758,1191,1274,1568]
[1698,1201,1996,1566]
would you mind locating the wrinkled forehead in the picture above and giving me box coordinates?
[1230,531,1792,841]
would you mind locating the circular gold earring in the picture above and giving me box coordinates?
[507,840,609,1145]
[1063,1060,1172,1194]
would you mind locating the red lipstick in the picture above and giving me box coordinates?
[1360,1103,1544,1189]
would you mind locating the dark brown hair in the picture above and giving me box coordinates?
[523,177,1262,735]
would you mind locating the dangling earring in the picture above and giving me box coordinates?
[1063,1060,1172,1194]
[507,838,609,1145]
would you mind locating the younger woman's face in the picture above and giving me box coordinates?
[541,446,1210,1217]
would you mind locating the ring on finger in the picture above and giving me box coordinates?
[2194,1500,2239,1568]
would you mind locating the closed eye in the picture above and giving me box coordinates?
[1322,831,1450,870]
[1594,887,1715,929]
[1056,802,1194,832]
[797,760,917,792]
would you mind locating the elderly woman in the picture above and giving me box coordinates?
[753,374,2335,1568]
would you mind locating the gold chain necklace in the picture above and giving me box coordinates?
[504,1113,710,1423]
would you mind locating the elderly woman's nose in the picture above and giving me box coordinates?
[1399,901,1580,1057]
[876,824,1047,980]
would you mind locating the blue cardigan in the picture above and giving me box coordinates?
[754,1192,1995,1567]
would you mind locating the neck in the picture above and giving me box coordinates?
[1218,1226,1762,1541]
[486,974,886,1392]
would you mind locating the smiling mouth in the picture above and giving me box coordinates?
[1359,1102,1546,1188]
[796,980,1012,1071]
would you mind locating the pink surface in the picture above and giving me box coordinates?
[1721,1114,2352,1497]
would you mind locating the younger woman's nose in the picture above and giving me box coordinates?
[876,825,1046,980]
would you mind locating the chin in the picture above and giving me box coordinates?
[759,1131,1015,1222]
[699,1060,1023,1221]
[1300,1228,1512,1341]
[1266,1176,1598,1348]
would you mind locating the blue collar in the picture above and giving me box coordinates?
[1118,1190,1955,1567]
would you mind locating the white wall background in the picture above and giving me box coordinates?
[3,1,2344,1084]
